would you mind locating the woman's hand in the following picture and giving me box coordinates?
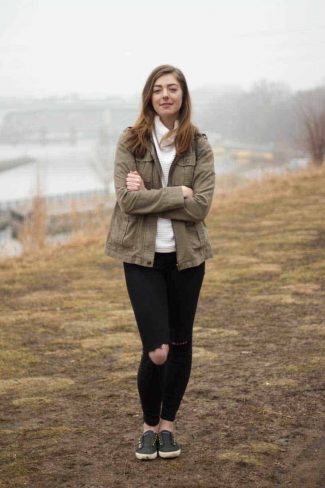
[181,186,193,199]
[126,173,192,198]
[126,171,145,191]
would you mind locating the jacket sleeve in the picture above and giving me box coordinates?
[114,131,185,215]
[157,135,215,223]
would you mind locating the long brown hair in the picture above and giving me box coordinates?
[125,64,197,158]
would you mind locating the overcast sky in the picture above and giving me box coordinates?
[0,0,324,98]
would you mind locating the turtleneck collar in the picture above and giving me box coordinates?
[153,115,179,150]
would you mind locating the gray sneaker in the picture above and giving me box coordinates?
[157,430,181,458]
[135,430,158,460]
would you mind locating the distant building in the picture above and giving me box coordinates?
[0,98,138,144]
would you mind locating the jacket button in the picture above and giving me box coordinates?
[147,261,152,265]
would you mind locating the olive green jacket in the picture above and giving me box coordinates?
[104,128,215,270]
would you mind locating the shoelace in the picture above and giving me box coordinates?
[158,431,176,446]
[138,432,158,448]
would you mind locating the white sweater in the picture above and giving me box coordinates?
[152,116,178,252]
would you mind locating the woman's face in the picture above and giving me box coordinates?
[151,73,183,125]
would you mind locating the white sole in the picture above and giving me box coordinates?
[135,451,158,460]
[158,449,181,459]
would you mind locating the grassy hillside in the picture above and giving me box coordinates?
[1,166,325,488]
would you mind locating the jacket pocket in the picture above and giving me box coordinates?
[107,205,129,246]
[185,221,203,249]
[135,157,154,189]
[196,221,209,246]
[174,155,196,187]
[121,215,141,248]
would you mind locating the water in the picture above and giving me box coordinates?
[0,141,308,204]
[0,141,113,204]
[0,141,308,256]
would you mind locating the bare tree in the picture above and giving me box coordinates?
[296,86,325,166]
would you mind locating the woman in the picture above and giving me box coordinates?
[105,64,215,460]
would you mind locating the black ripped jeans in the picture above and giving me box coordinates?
[123,252,205,426]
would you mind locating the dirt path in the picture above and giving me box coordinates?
[1,168,325,487]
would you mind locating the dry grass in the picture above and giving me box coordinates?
[18,195,47,253]
[0,377,74,395]
[1,164,325,488]
[12,192,112,256]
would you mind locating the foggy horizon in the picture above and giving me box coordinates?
[0,0,324,99]
[0,77,323,103]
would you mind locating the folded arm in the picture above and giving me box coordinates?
[157,136,215,223]
[114,133,185,215]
